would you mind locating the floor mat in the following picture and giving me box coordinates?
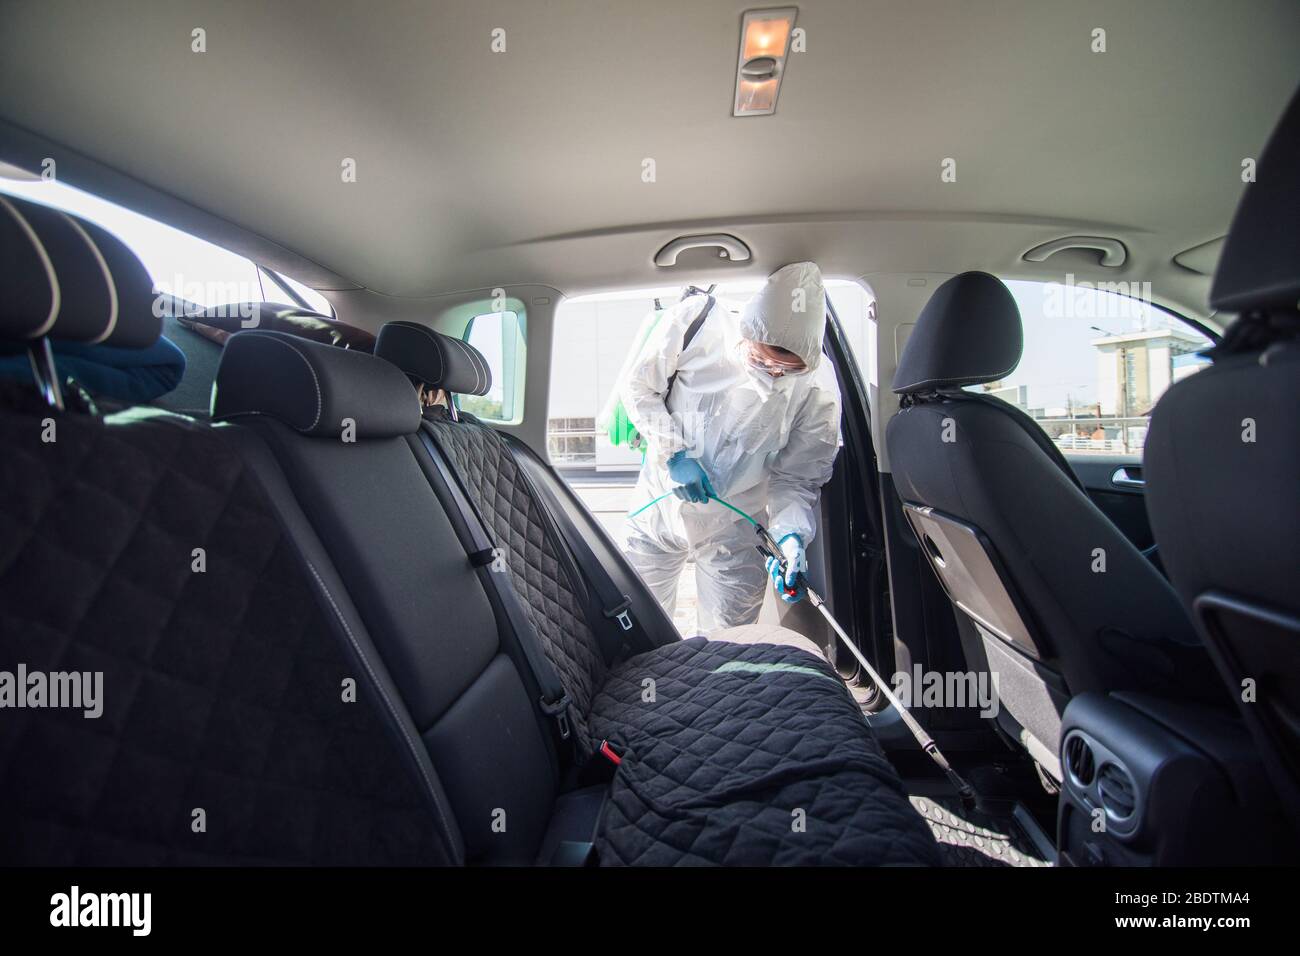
[909,795,1052,867]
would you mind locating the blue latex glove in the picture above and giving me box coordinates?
[666,449,715,503]
[765,533,807,603]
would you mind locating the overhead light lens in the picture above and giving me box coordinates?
[733,8,797,117]
[736,79,779,114]
[742,18,791,59]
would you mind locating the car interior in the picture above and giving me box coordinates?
[1,1,1297,873]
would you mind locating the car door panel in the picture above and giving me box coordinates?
[1066,454,1156,554]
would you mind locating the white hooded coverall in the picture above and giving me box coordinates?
[621,262,843,632]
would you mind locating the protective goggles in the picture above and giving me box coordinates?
[744,340,807,376]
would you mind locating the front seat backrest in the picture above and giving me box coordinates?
[885,272,1224,774]
[1144,86,1300,810]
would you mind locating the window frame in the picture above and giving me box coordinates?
[456,307,527,425]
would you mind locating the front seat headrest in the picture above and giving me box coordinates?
[892,271,1021,394]
[373,321,493,396]
[1211,85,1300,317]
[0,193,162,348]
[211,330,420,438]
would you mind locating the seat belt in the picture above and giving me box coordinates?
[509,446,643,665]
[415,424,574,745]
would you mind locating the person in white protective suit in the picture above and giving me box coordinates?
[621,262,842,632]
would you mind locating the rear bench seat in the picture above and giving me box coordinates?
[0,195,448,864]
[1,192,939,865]
[370,323,942,865]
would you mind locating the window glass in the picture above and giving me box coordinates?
[0,175,331,315]
[979,279,1212,457]
[458,310,525,423]
[262,268,336,317]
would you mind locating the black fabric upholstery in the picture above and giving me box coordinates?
[0,197,56,340]
[227,412,559,864]
[1210,85,1300,314]
[886,271,1228,764]
[0,382,449,864]
[1146,346,1300,621]
[0,194,161,348]
[415,408,939,865]
[892,272,1022,394]
[590,638,942,866]
[1145,89,1300,813]
[374,321,493,396]
[215,420,466,862]
[0,196,112,343]
[1148,84,1300,616]
[960,390,1084,492]
[0,196,65,341]
[213,330,420,438]
[887,398,1224,704]
[422,406,607,751]
[74,217,162,349]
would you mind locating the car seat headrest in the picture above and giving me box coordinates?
[1,195,60,341]
[892,271,1022,395]
[211,330,420,438]
[373,321,493,397]
[1211,86,1300,319]
[0,194,162,349]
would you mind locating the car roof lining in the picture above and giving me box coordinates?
[2,0,1297,329]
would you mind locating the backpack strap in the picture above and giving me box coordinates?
[664,294,715,404]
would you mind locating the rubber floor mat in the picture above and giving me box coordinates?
[909,795,1051,867]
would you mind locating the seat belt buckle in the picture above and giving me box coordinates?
[604,598,634,632]
[598,739,623,766]
[539,693,572,740]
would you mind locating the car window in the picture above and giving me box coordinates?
[0,176,330,316]
[260,268,336,317]
[458,310,526,424]
[978,279,1212,458]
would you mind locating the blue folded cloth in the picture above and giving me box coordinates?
[0,335,187,404]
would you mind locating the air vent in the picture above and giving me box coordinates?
[1098,763,1137,820]
[1063,734,1095,787]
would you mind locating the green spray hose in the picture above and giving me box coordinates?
[628,492,759,527]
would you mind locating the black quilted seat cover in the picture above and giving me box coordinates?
[589,639,942,865]
[424,407,938,865]
[424,409,607,747]
[0,385,447,864]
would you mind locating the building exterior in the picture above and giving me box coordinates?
[1090,327,1208,417]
